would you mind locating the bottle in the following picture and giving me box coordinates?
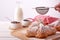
[14,1,23,22]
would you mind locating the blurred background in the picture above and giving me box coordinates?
[0,0,60,22]
[0,0,60,40]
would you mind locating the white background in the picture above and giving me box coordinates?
[0,0,60,21]
[0,0,60,40]
[0,0,16,21]
[22,0,60,19]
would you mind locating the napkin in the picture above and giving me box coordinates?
[34,15,58,25]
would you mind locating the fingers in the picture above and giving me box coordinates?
[55,3,60,12]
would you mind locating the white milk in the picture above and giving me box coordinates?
[14,1,23,22]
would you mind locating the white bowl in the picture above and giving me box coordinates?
[10,21,22,30]
[21,19,32,27]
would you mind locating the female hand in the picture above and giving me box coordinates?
[55,3,60,12]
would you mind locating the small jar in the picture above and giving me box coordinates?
[9,21,22,30]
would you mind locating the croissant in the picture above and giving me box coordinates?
[26,21,39,36]
[26,22,56,38]
[54,20,60,31]
[54,26,60,31]
[26,26,38,37]
[36,24,48,38]
[45,25,56,36]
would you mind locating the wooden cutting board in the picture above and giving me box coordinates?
[11,28,60,40]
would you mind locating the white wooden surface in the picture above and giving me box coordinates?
[0,22,19,40]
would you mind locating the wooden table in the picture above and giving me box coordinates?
[11,28,60,40]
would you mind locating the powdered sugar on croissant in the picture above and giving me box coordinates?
[26,26,38,37]
[45,25,56,35]
[36,23,48,38]
[26,21,56,38]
